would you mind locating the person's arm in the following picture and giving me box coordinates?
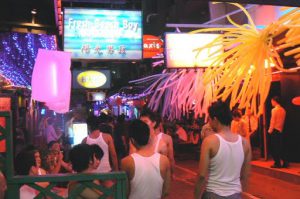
[251,116,258,134]
[48,151,71,174]
[241,120,249,138]
[121,156,133,197]
[58,152,73,172]
[61,161,73,173]
[0,171,7,199]
[166,135,175,179]
[194,137,211,199]
[268,109,275,133]
[161,155,171,198]
[241,138,252,191]
[107,135,119,171]
[48,152,63,174]
[200,125,207,140]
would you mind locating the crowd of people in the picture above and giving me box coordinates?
[0,95,288,199]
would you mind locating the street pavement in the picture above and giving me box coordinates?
[168,159,300,199]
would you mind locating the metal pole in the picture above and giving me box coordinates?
[263,102,268,160]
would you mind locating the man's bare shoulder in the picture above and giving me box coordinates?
[205,134,219,141]
[202,134,219,147]
[102,133,112,139]
[102,133,113,142]
[161,133,173,143]
[121,155,134,167]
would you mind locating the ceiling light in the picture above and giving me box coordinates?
[31,9,37,15]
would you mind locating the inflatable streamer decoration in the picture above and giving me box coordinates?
[130,69,213,120]
[190,3,299,116]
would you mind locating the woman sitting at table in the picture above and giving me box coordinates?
[15,145,49,199]
[68,144,104,199]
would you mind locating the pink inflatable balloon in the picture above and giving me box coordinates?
[31,49,71,113]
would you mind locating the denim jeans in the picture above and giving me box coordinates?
[202,191,242,199]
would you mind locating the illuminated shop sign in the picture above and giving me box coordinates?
[165,33,222,68]
[64,8,142,60]
[72,69,111,89]
[143,35,164,58]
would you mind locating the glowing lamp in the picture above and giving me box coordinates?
[292,96,300,106]
[31,49,71,113]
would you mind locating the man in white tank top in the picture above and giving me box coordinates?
[121,120,171,199]
[82,116,118,172]
[194,101,251,199]
[139,109,175,178]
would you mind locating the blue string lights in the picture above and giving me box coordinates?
[0,32,57,88]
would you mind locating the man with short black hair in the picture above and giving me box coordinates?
[121,119,171,199]
[68,144,104,198]
[194,101,251,199]
[82,116,118,172]
[137,109,175,178]
[69,144,103,173]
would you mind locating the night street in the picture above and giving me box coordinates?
[169,159,300,199]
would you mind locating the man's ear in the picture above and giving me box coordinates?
[89,159,93,166]
[89,156,94,166]
[130,138,138,148]
[213,116,219,124]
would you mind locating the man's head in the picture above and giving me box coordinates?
[232,109,242,121]
[86,116,99,132]
[47,140,60,151]
[89,144,103,170]
[140,109,160,130]
[69,144,103,173]
[128,119,150,148]
[15,149,37,175]
[208,101,232,131]
[99,123,113,135]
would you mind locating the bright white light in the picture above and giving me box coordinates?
[73,123,88,146]
[166,33,222,68]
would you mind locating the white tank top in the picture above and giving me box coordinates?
[86,133,111,173]
[154,133,163,153]
[129,153,163,199]
[206,134,244,196]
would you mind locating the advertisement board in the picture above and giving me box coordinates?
[72,69,111,89]
[143,35,163,58]
[165,33,222,68]
[64,8,143,60]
